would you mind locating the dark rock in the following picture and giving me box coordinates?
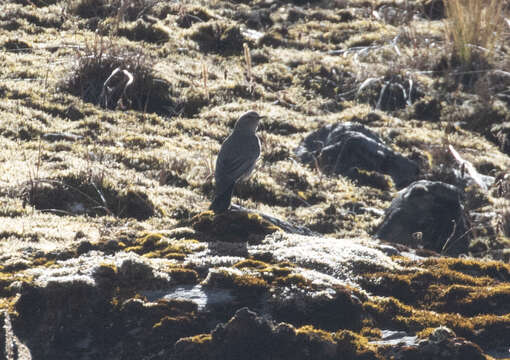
[295,122,419,188]
[376,180,470,255]
[76,240,93,255]
[13,280,115,359]
[173,307,342,360]
[380,326,486,360]
[271,285,365,331]
[103,239,122,253]
[211,307,275,358]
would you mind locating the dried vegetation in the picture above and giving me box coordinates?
[1,0,510,358]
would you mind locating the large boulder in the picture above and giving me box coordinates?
[376,180,470,255]
[13,279,114,359]
[295,122,418,188]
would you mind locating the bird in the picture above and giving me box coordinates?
[210,110,263,213]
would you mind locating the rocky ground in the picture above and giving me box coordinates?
[0,0,510,359]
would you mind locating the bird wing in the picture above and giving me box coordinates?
[214,134,260,195]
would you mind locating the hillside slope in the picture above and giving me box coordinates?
[0,0,509,359]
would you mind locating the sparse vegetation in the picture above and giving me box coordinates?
[24,173,155,219]
[69,0,164,21]
[62,35,177,115]
[443,0,504,69]
[1,0,510,358]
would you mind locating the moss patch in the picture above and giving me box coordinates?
[191,211,280,243]
[361,257,510,350]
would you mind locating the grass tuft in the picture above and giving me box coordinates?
[444,0,504,68]
[61,35,177,115]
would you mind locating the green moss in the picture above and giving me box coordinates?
[138,233,165,248]
[205,270,269,300]
[363,287,510,350]
[360,327,381,339]
[274,274,310,287]
[2,0,510,357]
[32,257,56,267]
[233,259,269,270]
[153,315,188,329]
[436,258,510,280]
[296,324,335,341]
[126,233,200,260]
[334,330,378,360]
[191,210,280,243]
[232,259,305,287]
[183,333,212,344]
[362,257,506,308]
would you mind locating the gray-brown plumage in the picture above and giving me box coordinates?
[210,111,263,213]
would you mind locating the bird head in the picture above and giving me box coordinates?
[234,110,264,133]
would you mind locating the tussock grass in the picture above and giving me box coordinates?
[444,0,504,68]
[69,0,162,21]
[62,35,177,115]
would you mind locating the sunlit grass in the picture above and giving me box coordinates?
[444,0,505,67]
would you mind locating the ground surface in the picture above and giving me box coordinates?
[0,0,510,359]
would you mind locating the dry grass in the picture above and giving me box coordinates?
[69,0,162,21]
[62,35,176,115]
[444,0,505,68]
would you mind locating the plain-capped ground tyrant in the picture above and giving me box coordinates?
[210,110,263,213]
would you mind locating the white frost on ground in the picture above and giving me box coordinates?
[25,251,173,287]
[248,232,402,288]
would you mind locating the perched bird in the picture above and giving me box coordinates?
[210,110,263,213]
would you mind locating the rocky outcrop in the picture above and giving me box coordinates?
[377,327,486,360]
[295,123,419,189]
[1,226,508,359]
[376,180,470,255]
[174,307,377,360]
[174,310,488,360]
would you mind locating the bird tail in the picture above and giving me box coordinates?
[210,183,235,213]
